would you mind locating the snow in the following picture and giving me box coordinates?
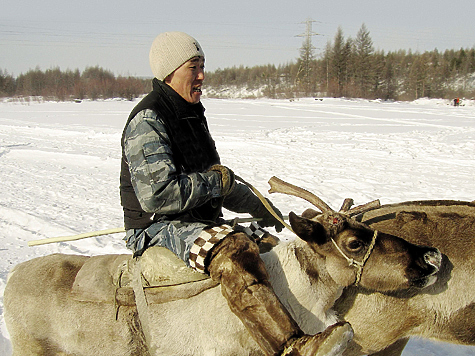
[1,96,475,355]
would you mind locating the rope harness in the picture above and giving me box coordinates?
[330,229,378,286]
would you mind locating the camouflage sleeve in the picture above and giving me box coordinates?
[123,109,223,214]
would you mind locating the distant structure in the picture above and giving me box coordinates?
[295,18,323,94]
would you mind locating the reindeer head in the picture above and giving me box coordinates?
[268,177,442,292]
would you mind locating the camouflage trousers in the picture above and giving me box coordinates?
[124,220,268,273]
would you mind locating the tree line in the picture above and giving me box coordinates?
[0,66,150,101]
[206,24,475,101]
[2,24,474,101]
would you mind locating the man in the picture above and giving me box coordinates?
[120,31,351,356]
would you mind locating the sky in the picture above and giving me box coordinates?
[1,0,475,78]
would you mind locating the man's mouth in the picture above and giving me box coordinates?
[193,87,202,93]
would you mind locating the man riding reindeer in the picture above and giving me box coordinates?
[120,31,352,356]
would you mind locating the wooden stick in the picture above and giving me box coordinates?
[27,216,289,247]
[28,227,126,247]
[236,175,294,233]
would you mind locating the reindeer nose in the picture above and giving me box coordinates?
[424,248,442,271]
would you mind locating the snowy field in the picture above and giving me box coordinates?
[0,96,475,355]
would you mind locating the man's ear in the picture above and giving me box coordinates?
[164,72,173,84]
[289,212,327,245]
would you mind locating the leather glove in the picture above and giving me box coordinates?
[251,198,285,233]
[208,164,235,196]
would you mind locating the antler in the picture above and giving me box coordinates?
[268,176,381,217]
[268,176,334,213]
[339,198,381,217]
[346,200,381,217]
[339,198,354,212]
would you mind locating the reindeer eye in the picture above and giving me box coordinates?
[347,240,363,251]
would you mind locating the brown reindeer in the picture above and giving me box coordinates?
[275,178,475,355]
[3,178,441,356]
[337,200,475,356]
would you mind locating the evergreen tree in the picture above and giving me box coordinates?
[330,27,348,97]
[354,23,374,98]
[297,31,316,95]
[0,69,16,97]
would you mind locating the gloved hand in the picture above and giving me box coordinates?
[208,164,236,196]
[251,198,285,233]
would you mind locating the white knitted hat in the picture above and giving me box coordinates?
[149,32,205,81]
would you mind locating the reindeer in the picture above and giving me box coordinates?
[277,179,475,355]
[3,177,441,356]
[336,199,475,356]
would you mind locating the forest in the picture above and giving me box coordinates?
[1,24,474,101]
[0,66,150,101]
[206,24,475,101]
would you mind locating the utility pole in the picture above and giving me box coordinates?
[295,18,322,95]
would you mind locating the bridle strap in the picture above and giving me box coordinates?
[330,230,378,286]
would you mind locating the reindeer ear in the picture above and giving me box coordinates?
[289,212,327,244]
[301,208,320,219]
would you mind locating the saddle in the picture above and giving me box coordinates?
[71,232,279,306]
[71,246,219,306]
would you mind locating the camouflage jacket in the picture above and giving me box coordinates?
[120,81,263,230]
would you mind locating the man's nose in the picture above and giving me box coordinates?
[197,69,205,81]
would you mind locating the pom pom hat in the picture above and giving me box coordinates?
[149,32,205,81]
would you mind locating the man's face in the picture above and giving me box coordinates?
[165,56,205,104]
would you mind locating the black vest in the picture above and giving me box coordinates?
[120,79,222,229]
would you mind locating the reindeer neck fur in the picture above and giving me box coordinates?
[260,238,343,334]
